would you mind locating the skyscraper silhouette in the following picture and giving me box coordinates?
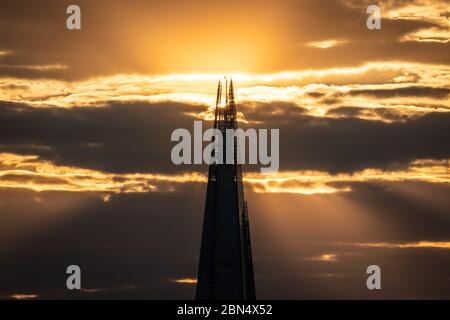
[196,79,256,300]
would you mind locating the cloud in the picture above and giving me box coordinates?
[0,0,449,300]
[246,159,450,194]
[266,112,450,173]
[0,50,13,57]
[1,152,447,195]
[0,100,207,174]
[1,62,448,125]
[346,86,450,99]
[306,39,349,49]
[0,153,206,193]
[326,105,449,122]
[1,177,449,299]
[307,253,339,262]
[345,241,450,249]
[0,188,206,299]
[173,278,197,284]
[8,294,38,300]
[0,95,449,174]
[401,27,450,44]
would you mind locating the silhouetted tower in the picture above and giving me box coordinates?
[196,79,256,300]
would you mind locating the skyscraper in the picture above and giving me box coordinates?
[196,79,256,300]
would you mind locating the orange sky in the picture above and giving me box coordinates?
[0,0,449,299]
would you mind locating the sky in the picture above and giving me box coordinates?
[0,0,449,299]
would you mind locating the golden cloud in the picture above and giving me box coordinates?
[173,278,197,284]
[245,159,450,194]
[306,39,349,49]
[9,293,38,300]
[0,153,206,194]
[308,253,339,262]
[384,0,450,43]
[349,241,450,249]
[0,153,448,195]
[0,62,448,123]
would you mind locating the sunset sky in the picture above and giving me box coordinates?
[0,0,449,299]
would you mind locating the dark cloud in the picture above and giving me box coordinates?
[0,83,30,90]
[0,100,207,174]
[275,112,449,173]
[239,101,308,122]
[0,172,68,185]
[1,100,449,174]
[1,180,449,299]
[0,189,205,299]
[346,86,450,99]
[327,106,365,118]
[241,104,450,172]
[249,181,450,299]
[326,106,411,121]
[305,92,325,99]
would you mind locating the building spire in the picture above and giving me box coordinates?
[196,79,256,300]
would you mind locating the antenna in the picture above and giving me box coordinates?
[224,76,228,105]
